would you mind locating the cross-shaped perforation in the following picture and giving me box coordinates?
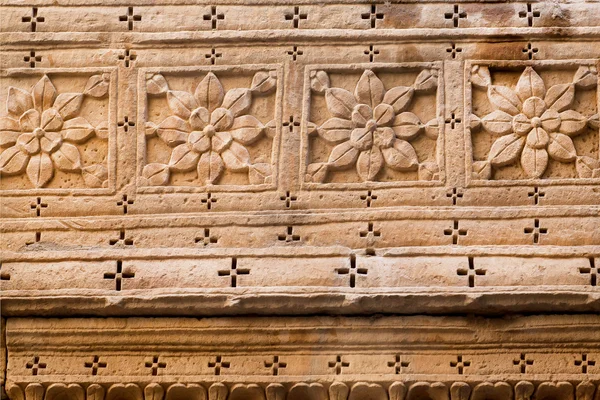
[264,356,287,376]
[22,7,44,32]
[328,355,349,375]
[24,50,42,68]
[119,7,141,31]
[284,6,307,28]
[218,258,250,287]
[388,355,410,374]
[444,5,467,28]
[208,355,230,375]
[145,356,166,376]
[203,6,224,30]
[361,4,384,28]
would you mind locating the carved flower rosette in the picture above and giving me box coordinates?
[142,70,278,187]
[0,74,111,189]
[304,66,442,185]
[469,63,599,180]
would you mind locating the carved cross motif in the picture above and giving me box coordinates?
[523,43,538,60]
[283,116,300,133]
[118,49,137,67]
[195,228,218,246]
[201,192,217,210]
[445,112,462,129]
[278,226,300,242]
[579,258,599,287]
[450,355,470,374]
[446,43,462,59]
[118,116,135,132]
[24,50,42,68]
[513,353,534,373]
[528,186,545,205]
[575,354,596,373]
[264,356,287,376]
[85,356,107,375]
[328,355,349,375]
[519,3,540,27]
[456,257,486,287]
[280,191,297,208]
[208,355,230,375]
[284,6,307,28]
[444,220,467,245]
[287,46,303,61]
[26,356,46,375]
[145,356,166,376]
[109,229,134,246]
[116,194,134,214]
[524,219,547,244]
[22,7,45,32]
[119,7,142,31]
[447,188,463,205]
[363,45,379,63]
[360,190,378,207]
[218,258,250,288]
[203,6,224,30]
[336,254,367,288]
[359,222,381,241]
[205,48,222,65]
[31,197,48,216]
[444,5,467,28]
[388,355,410,374]
[104,260,135,291]
[361,5,384,28]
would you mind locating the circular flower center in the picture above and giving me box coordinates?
[204,124,216,138]
[365,119,378,133]
[531,117,542,128]
[34,128,45,138]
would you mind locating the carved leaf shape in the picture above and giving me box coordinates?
[514,382,534,400]
[27,152,54,187]
[0,146,29,174]
[536,383,573,400]
[54,93,84,120]
[329,383,349,400]
[221,141,250,171]
[142,163,170,186]
[157,116,191,147]
[521,145,548,178]
[208,384,228,400]
[450,383,471,400]
[471,383,512,400]
[82,163,108,188]
[382,139,418,171]
[418,162,439,181]
[84,73,110,98]
[107,384,143,400]
[575,382,596,400]
[325,88,357,119]
[248,162,272,184]
[41,108,63,132]
[62,117,95,143]
[388,383,406,400]
[87,385,105,400]
[144,384,164,400]
[251,70,277,94]
[424,118,440,139]
[197,151,224,184]
[305,162,329,183]
[229,385,265,400]
[559,110,588,136]
[7,383,25,400]
[327,141,359,170]
[265,385,286,400]
[383,86,414,114]
[573,65,598,89]
[167,90,197,120]
[310,70,330,93]
[20,109,40,132]
[0,117,21,147]
[166,384,206,400]
[33,75,57,112]
[318,118,353,143]
[470,65,491,88]
[348,383,386,400]
[576,156,600,178]
[229,115,264,145]
[516,67,546,103]
[544,83,575,112]
[195,72,225,112]
[7,87,33,116]
[146,74,169,95]
[488,134,525,167]
[407,383,448,400]
[355,70,385,109]
[488,85,521,115]
[547,133,577,162]
[46,384,84,400]
[51,143,82,171]
[482,110,513,135]
[413,69,438,92]
[222,88,252,117]
[393,112,422,140]
[373,104,395,126]
[356,146,383,181]
[25,384,45,400]
[168,144,200,172]
[472,160,492,180]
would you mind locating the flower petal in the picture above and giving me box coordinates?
[356,146,383,181]
[521,145,548,178]
[327,141,359,170]
[197,151,224,184]
[220,141,250,171]
[392,112,423,140]
[221,88,252,117]
[211,130,233,153]
[325,88,357,119]
[317,118,353,143]
[558,110,588,136]
[512,114,531,136]
[573,65,598,89]
[522,97,547,119]
[19,109,40,133]
[26,152,54,187]
[349,127,373,151]
[351,104,371,127]
[515,67,546,103]
[381,139,418,171]
[373,103,395,126]
[33,75,58,113]
[544,83,575,112]
[188,131,211,154]
[53,93,84,120]
[62,117,95,143]
[194,72,225,112]
[374,127,395,148]
[51,142,82,171]
[229,115,264,145]
[482,110,513,135]
[189,107,210,131]
[168,143,200,172]
[526,127,549,149]
[250,70,277,94]
[0,117,21,147]
[383,86,414,113]
[83,74,110,98]
[167,90,197,120]
[547,133,577,162]
[354,70,385,109]
[40,131,62,153]
[142,163,170,186]
[488,134,525,167]
[7,87,33,116]
[0,147,29,175]
[157,116,191,147]
[210,107,234,132]
[41,108,64,132]
[16,132,40,155]
[487,85,521,115]
[540,109,561,132]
